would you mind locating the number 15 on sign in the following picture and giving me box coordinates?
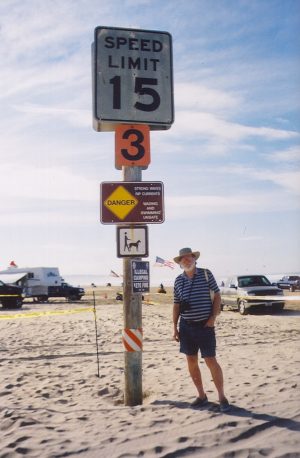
[115,125,150,169]
[93,26,174,131]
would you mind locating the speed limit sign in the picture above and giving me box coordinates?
[92,26,174,132]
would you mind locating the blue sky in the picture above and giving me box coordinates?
[0,0,299,284]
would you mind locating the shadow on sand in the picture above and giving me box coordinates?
[151,399,300,437]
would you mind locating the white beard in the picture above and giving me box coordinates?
[181,262,196,272]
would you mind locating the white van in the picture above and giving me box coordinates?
[0,267,84,302]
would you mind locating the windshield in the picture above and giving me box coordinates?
[238,276,271,287]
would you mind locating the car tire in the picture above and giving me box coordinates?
[68,295,80,301]
[37,295,48,303]
[1,298,23,309]
[14,298,23,309]
[238,300,248,315]
[273,303,284,312]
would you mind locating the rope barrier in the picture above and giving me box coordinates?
[1,295,299,320]
[0,307,93,320]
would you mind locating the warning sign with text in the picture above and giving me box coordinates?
[132,261,150,293]
[100,181,164,224]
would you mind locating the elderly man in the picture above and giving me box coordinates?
[173,247,230,412]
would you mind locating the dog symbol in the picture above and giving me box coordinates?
[128,240,141,252]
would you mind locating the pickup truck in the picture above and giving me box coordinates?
[220,275,285,314]
[49,283,85,301]
[275,276,300,292]
[35,283,85,302]
[0,280,23,309]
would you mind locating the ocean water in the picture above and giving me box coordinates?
[63,270,176,288]
[63,271,300,288]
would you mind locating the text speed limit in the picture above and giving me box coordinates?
[93,26,174,131]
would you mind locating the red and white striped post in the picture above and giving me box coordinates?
[122,328,143,352]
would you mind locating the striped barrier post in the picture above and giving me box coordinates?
[122,328,143,352]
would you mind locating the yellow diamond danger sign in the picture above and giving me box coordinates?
[104,185,138,220]
[101,181,164,224]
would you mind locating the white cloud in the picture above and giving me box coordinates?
[239,236,263,241]
[261,170,300,194]
[216,165,300,195]
[173,111,299,141]
[166,190,299,218]
[0,209,96,227]
[13,103,91,128]
[175,83,240,114]
[267,146,300,162]
[0,54,89,100]
[0,163,97,202]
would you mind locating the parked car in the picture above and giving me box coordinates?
[220,275,285,315]
[275,275,300,292]
[0,280,23,309]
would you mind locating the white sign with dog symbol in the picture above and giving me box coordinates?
[117,226,148,258]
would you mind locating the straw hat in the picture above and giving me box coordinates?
[173,247,200,264]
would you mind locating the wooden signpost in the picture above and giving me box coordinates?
[92,26,173,406]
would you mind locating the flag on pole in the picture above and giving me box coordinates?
[110,270,120,277]
[154,256,175,269]
[9,260,18,268]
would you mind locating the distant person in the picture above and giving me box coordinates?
[172,247,230,412]
[158,283,166,294]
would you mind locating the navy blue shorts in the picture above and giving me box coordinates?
[179,319,216,358]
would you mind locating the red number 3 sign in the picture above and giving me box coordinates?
[115,125,150,169]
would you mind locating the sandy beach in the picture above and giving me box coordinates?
[1,287,300,458]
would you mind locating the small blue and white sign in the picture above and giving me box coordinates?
[131,260,150,293]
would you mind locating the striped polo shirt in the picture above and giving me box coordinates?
[174,268,220,321]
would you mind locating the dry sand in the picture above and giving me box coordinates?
[1,287,300,458]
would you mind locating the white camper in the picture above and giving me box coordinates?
[0,267,62,299]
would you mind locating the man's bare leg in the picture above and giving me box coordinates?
[204,356,227,401]
[186,354,206,398]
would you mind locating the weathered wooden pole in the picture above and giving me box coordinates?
[93,26,173,406]
[123,165,143,406]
